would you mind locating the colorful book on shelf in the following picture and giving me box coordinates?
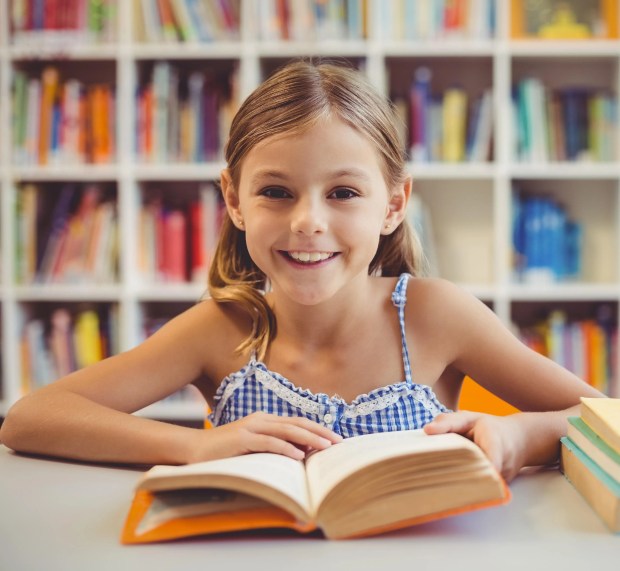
[442,86,468,162]
[121,430,510,544]
[467,88,493,162]
[409,66,432,162]
[74,309,104,369]
[511,191,583,284]
[163,210,187,283]
[169,0,198,42]
[156,0,179,41]
[511,0,619,40]
[49,308,75,378]
[37,184,77,282]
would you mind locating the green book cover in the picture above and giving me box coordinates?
[567,416,620,484]
[561,436,620,497]
[568,417,620,464]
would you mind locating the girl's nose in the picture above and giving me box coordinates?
[290,198,328,235]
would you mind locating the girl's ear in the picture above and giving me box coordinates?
[382,177,412,235]
[221,168,245,230]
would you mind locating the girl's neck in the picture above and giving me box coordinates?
[267,275,389,351]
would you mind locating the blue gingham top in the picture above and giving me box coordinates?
[208,273,450,437]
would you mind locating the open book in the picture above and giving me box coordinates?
[121,429,511,543]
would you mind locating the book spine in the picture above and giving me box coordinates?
[442,86,467,162]
[409,67,431,163]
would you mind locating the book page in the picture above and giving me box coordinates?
[140,453,311,516]
[305,429,479,509]
[581,398,620,434]
[136,489,271,535]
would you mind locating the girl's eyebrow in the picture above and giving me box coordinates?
[249,170,289,185]
[250,168,372,185]
[328,168,373,182]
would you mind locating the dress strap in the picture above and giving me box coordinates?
[391,273,413,385]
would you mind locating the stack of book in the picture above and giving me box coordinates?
[560,397,620,533]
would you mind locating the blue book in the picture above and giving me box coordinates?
[511,188,525,280]
[409,67,432,162]
[560,88,588,160]
[564,220,582,279]
[37,184,77,282]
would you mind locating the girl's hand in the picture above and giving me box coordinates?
[189,412,343,463]
[423,411,527,482]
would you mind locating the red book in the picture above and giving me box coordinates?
[190,199,206,283]
[163,210,187,282]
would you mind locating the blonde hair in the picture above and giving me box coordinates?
[208,60,424,359]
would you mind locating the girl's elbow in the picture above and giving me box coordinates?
[0,396,39,452]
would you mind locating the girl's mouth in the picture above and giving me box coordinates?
[282,251,338,265]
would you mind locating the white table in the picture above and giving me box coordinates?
[0,445,617,571]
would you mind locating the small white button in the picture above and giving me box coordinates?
[323,413,333,424]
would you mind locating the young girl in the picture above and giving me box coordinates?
[0,60,604,482]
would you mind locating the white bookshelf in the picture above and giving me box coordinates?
[1,0,619,422]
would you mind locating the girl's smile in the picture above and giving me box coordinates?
[281,250,340,266]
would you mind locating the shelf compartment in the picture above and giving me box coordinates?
[17,300,120,393]
[410,178,495,286]
[511,178,619,285]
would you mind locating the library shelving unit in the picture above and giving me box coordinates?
[0,0,619,424]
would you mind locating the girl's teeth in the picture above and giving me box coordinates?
[289,252,332,263]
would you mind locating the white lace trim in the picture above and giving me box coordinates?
[211,363,445,425]
[210,374,246,426]
[254,367,443,419]
[255,369,323,415]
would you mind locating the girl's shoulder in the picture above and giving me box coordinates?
[404,276,491,325]
[181,296,252,349]
[152,297,252,376]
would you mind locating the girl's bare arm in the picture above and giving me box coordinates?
[416,279,604,480]
[0,301,340,464]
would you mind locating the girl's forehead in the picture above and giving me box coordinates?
[248,116,376,158]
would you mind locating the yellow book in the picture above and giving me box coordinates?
[73,310,103,369]
[442,87,467,162]
[580,398,620,456]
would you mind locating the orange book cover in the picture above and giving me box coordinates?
[156,0,178,40]
[89,85,111,164]
[121,430,511,544]
[39,66,60,165]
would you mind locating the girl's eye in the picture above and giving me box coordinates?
[330,187,358,200]
[260,187,290,199]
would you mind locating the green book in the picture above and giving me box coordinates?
[567,417,620,484]
[560,437,620,533]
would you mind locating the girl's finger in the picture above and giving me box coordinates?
[247,434,306,460]
[423,411,482,435]
[260,422,336,451]
[268,415,343,443]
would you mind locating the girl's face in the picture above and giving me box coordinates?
[222,116,409,306]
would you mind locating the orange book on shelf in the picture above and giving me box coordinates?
[156,0,179,41]
[38,66,60,165]
[143,86,154,160]
[511,0,618,39]
[91,85,113,163]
